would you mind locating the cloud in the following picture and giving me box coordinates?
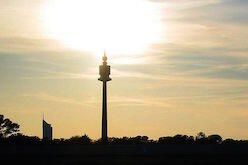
[0,50,97,80]
[109,95,174,108]
[0,37,65,52]
[149,0,222,9]
[19,67,96,80]
[21,93,97,109]
[171,1,248,25]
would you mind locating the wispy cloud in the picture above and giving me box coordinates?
[21,93,98,109]
[0,37,66,52]
[149,0,223,9]
[109,95,174,108]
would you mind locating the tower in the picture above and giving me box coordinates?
[98,52,111,142]
[42,117,53,141]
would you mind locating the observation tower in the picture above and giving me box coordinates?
[98,52,111,142]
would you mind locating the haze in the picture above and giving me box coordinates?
[0,0,248,140]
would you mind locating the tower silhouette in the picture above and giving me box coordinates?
[42,115,53,141]
[98,52,111,142]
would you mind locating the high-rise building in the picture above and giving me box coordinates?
[42,119,53,140]
[98,52,111,142]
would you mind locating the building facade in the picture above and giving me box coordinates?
[42,119,53,140]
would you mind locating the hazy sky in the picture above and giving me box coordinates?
[0,0,248,140]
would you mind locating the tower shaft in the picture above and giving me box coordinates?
[102,81,107,141]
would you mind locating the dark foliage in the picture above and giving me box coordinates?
[0,133,40,145]
[0,115,19,138]
[207,134,222,144]
[108,136,150,144]
[1,132,248,146]
[64,134,92,145]
[158,135,194,144]
[0,114,248,146]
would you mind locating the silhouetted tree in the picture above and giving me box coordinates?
[196,132,206,140]
[207,134,222,144]
[107,136,150,145]
[94,138,105,144]
[7,134,40,145]
[195,132,208,144]
[53,138,66,145]
[0,115,19,138]
[81,134,92,144]
[66,134,92,145]
[158,136,173,144]
[0,116,244,146]
[158,135,194,144]
[132,136,149,144]
[173,135,191,144]
[222,138,236,144]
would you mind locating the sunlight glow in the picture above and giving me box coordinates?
[42,0,162,57]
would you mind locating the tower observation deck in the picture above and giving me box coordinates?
[98,52,111,142]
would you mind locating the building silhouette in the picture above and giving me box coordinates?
[42,118,53,140]
[98,52,111,142]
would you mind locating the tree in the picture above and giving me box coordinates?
[66,134,92,145]
[207,134,222,144]
[81,134,92,144]
[0,115,20,138]
[196,132,206,140]
[195,132,208,144]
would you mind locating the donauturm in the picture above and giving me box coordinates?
[98,51,111,142]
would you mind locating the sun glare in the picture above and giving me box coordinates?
[42,0,162,57]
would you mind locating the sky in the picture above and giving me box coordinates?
[0,0,248,140]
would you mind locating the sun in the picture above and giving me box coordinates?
[42,0,162,57]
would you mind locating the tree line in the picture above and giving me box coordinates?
[1,114,247,145]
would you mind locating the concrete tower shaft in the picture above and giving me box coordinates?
[98,52,111,142]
